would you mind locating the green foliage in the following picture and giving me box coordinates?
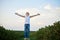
[0,21,60,40]
[0,26,24,40]
[36,21,60,40]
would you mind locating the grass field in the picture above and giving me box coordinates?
[12,31,36,40]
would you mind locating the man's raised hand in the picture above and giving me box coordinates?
[15,13,19,15]
[37,13,40,15]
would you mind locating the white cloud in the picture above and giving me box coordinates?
[44,4,52,10]
[56,7,60,9]
[43,4,60,10]
[43,4,60,15]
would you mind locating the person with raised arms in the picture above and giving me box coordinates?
[15,12,40,40]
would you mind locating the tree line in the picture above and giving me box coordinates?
[36,21,60,40]
[0,21,60,40]
[0,26,24,40]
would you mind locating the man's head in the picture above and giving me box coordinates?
[26,12,30,16]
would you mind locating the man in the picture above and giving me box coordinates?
[15,12,40,40]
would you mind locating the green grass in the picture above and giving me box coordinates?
[12,31,36,40]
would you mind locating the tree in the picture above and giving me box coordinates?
[36,21,60,40]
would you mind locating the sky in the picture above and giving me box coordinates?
[0,0,60,31]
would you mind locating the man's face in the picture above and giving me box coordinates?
[26,12,29,16]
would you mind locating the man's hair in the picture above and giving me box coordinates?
[26,12,29,15]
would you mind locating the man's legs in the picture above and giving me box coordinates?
[24,24,30,40]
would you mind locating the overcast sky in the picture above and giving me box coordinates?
[0,0,60,31]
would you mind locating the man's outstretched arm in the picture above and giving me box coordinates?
[15,13,25,18]
[30,13,40,18]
